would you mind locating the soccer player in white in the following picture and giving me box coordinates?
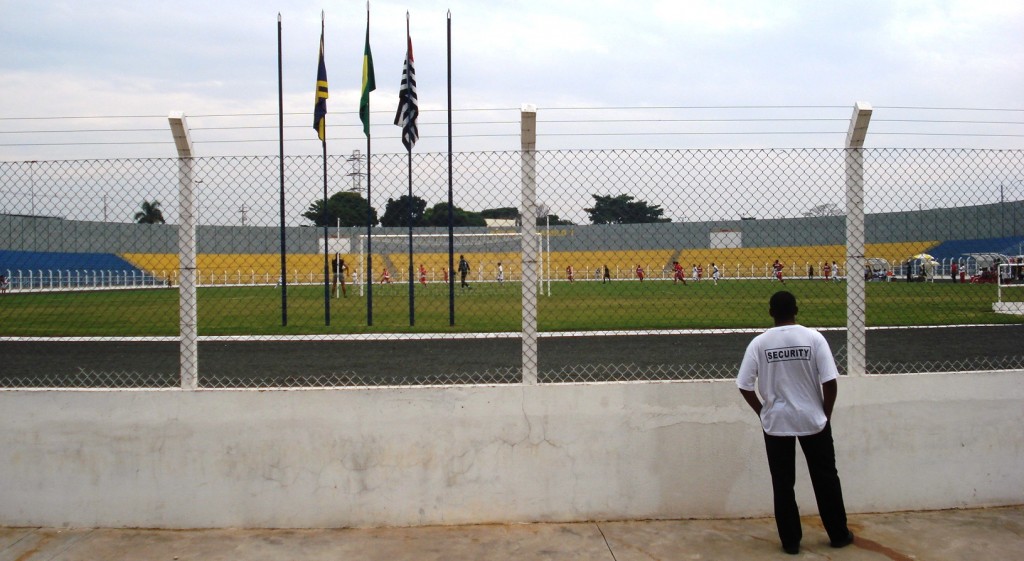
[711,262,720,285]
[736,291,853,555]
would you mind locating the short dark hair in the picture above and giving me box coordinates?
[769,290,798,319]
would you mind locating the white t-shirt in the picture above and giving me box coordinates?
[736,324,839,436]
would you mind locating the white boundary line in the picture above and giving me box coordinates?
[0,323,1018,343]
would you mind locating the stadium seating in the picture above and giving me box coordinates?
[923,236,1024,262]
[1,250,143,274]
[117,242,943,286]
[122,253,367,285]
[673,242,938,278]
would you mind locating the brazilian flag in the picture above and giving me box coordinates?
[359,15,376,137]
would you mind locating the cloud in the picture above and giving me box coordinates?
[1,0,1022,161]
[651,0,798,34]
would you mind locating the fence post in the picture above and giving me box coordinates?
[845,102,872,377]
[520,104,539,385]
[169,111,198,390]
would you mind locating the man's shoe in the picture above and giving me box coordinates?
[830,531,855,548]
[782,544,800,555]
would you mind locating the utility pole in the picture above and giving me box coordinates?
[345,149,368,193]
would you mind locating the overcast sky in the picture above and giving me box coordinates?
[1,0,1023,160]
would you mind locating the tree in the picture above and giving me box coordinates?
[584,194,669,224]
[802,203,844,217]
[134,200,165,224]
[537,213,574,226]
[480,207,519,220]
[481,207,574,226]
[380,195,428,227]
[422,202,487,227]
[303,191,379,227]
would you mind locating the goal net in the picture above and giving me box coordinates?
[348,231,548,292]
[997,262,1024,302]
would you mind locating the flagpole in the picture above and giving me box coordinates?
[364,2,374,326]
[323,138,330,326]
[395,10,419,327]
[405,12,415,327]
[407,143,414,327]
[315,11,330,327]
[366,133,374,326]
[277,12,288,326]
[447,10,455,326]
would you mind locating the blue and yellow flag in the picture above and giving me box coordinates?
[359,9,376,137]
[313,17,329,142]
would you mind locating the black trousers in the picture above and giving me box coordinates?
[763,422,849,548]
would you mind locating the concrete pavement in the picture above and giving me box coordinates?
[2,506,1021,560]
[7,325,1024,386]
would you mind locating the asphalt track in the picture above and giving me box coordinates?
[2,324,1022,387]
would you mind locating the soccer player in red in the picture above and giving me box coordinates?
[380,268,392,284]
[566,265,575,283]
[672,261,687,284]
[697,264,704,281]
[419,264,427,285]
[773,260,785,284]
[636,264,645,282]
[442,267,449,284]
[823,262,832,282]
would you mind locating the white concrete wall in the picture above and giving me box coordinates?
[1,371,1022,529]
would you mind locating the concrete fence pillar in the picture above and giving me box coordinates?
[845,102,872,377]
[169,112,198,390]
[520,104,539,385]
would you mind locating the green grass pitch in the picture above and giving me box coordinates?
[0,279,1020,337]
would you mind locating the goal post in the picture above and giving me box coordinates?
[997,262,1024,302]
[352,231,550,294]
[993,262,1024,315]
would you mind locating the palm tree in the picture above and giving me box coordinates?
[134,200,165,224]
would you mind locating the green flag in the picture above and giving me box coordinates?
[359,13,376,137]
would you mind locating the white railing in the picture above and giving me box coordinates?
[3,269,170,292]
[2,263,872,293]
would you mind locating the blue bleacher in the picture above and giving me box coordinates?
[923,236,1024,261]
[0,250,143,274]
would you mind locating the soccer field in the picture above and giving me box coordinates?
[0,279,1020,337]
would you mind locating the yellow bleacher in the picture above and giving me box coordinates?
[123,241,936,285]
[407,250,676,280]
[123,253,371,285]
[543,250,675,279]
[673,242,937,278]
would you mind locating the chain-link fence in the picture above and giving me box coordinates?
[1,148,1022,388]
